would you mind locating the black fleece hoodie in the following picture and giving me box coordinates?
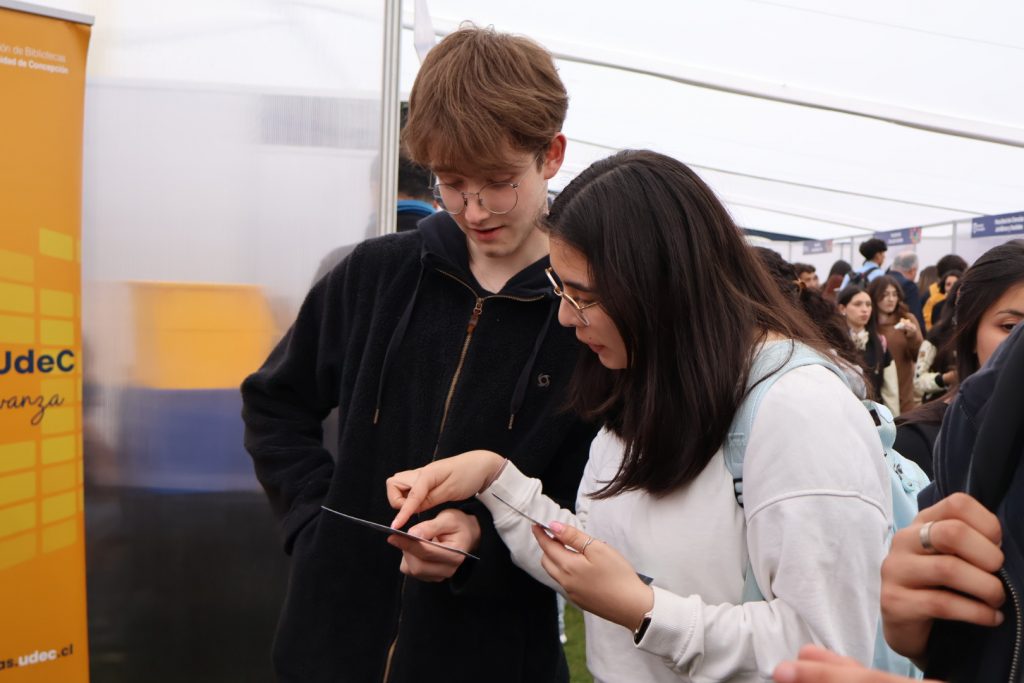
[241,212,596,683]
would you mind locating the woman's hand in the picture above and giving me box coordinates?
[387,450,506,529]
[880,493,1005,665]
[533,521,654,633]
[898,317,922,346]
[772,645,940,682]
[387,508,481,582]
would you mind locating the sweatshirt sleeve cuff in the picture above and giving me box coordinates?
[634,585,701,665]
[476,462,540,527]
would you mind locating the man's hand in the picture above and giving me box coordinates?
[387,509,481,582]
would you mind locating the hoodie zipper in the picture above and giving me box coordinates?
[432,296,483,459]
[382,270,543,682]
[1000,566,1023,683]
[430,270,543,459]
[381,577,406,683]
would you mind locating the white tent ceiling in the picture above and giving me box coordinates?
[398,0,1024,241]
[31,0,1024,241]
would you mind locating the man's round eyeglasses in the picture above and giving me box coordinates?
[546,267,599,326]
[432,180,521,215]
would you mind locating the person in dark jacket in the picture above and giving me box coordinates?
[241,26,596,683]
[894,241,1024,479]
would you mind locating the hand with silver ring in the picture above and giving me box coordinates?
[880,493,1006,667]
[918,520,937,554]
[532,520,653,633]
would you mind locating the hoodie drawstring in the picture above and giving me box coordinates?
[508,299,557,430]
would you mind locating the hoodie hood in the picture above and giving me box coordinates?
[417,211,555,299]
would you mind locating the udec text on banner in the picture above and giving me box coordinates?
[0,3,92,682]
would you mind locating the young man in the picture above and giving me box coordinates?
[840,238,888,290]
[793,262,819,290]
[241,27,596,683]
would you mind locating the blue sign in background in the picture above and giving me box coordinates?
[972,211,1024,239]
[874,227,922,247]
[802,239,833,255]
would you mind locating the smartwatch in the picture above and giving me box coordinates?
[633,610,653,645]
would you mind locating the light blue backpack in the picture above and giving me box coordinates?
[723,341,928,678]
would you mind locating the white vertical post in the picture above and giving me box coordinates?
[377,0,402,236]
[951,221,959,255]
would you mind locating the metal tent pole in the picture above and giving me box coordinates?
[377,0,401,236]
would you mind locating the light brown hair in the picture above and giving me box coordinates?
[403,25,568,174]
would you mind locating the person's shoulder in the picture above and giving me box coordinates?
[314,231,423,294]
[764,363,862,411]
[746,363,888,503]
[341,231,422,276]
[349,230,423,262]
[756,363,877,449]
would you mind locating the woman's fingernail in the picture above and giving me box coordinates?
[772,661,797,683]
[550,521,565,533]
[995,610,1005,625]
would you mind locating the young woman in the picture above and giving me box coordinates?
[867,276,923,414]
[385,151,891,682]
[927,269,961,326]
[837,285,900,416]
[896,242,1024,479]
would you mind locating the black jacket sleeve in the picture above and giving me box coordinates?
[241,260,354,553]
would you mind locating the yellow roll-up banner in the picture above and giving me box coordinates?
[0,3,92,681]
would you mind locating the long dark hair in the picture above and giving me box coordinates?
[951,240,1024,381]
[867,275,909,323]
[545,150,831,498]
[753,248,863,371]
[837,284,885,378]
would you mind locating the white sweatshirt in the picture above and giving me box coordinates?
[479,364,892,683]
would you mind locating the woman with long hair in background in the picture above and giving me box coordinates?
[868,276,923,415]
[837,285,900,416]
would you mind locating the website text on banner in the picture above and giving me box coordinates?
[972,211,1024,239]
[0,3,92,682]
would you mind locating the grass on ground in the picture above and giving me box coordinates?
[563,603,592,683]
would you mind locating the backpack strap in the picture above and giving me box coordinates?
[725,341,850,603]
[724,341,850,507]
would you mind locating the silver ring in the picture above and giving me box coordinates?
[919,521,937,554]
[580,536,596,554]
